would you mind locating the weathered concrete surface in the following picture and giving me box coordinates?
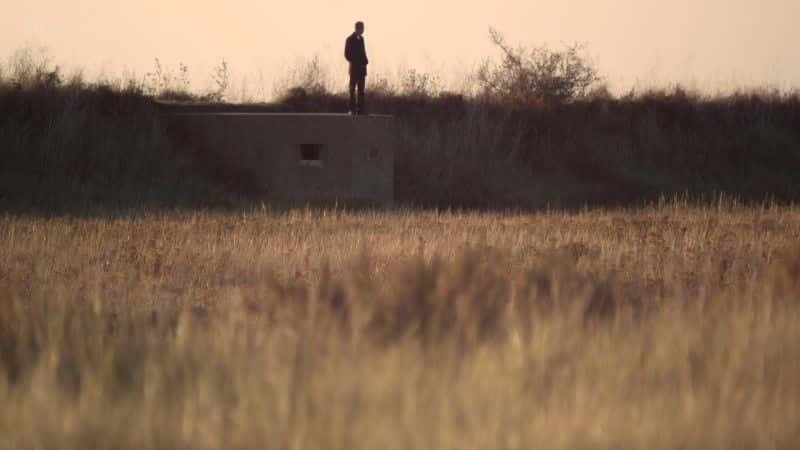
[167,113,394,206]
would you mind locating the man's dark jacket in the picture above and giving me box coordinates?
[345,33,368,77]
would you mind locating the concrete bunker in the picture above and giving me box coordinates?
[167,113,394,206]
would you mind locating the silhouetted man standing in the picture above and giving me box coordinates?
[345,21,368,115]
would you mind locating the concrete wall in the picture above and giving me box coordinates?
[167,113,394,206]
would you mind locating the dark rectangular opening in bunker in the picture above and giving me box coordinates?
[300,144,323,161]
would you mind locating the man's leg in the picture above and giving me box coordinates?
[348,76,357,113]
[356,75,366,115]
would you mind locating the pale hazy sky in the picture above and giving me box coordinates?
[2,0,798,97]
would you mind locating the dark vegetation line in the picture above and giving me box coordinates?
[1,46,799,215]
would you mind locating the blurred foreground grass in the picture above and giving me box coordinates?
[1,201,800,449]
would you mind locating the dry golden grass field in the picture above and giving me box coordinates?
[1,200,799,450]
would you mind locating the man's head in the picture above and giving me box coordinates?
[355,21,365,36]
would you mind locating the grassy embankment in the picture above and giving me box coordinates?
[1,56,799,212]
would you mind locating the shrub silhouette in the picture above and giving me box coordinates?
[477,28,601,106]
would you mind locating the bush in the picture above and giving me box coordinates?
[273,55,331,100]
[398,68,442,98]
[477,28,601,106]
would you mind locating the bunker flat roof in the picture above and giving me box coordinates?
[168,112,393,118]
